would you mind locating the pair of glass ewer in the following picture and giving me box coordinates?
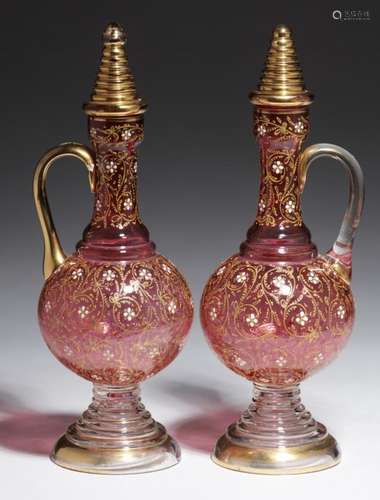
[33,23,364,475]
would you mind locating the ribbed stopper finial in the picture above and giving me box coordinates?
[250,25,313,107]
[84,22,146,117]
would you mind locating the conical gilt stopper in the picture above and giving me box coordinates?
[250,25,313,107]
[84,22,146,117]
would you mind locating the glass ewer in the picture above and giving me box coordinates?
[200,25,364,474]
[33,23,193,474]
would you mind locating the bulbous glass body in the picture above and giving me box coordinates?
[39,253,192,386]
[201,254,353,386]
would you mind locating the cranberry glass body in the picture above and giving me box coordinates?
[39,253,192,386]
[201,254,354,386]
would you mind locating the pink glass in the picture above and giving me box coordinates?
[200,37,364,474]
[33,24,193,474]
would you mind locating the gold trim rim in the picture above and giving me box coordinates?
[250,92,314,107]
[83,102,148,118]
[51,433,181,475]
[212,433,341,475]
[212,454,341,475]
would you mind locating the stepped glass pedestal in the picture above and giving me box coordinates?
[52,385,180,474]
[213,385,340,474]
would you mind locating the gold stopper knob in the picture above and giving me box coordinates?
[250,25,313,107]
[84,22,146,117]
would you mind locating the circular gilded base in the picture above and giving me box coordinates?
[51,434,180,475]
[212,433,340,475]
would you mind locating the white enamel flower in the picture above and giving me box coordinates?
[139,268,153,281]
[99,322,109,334]
[162,263,172,274]
[307,271,320,285]
[209,307,218,321]
[236,271,248,283]
[272,160,284,175]
[257,124,266,136]
[103,349,114,361]
[96,199,102,211]
[313,353,324,365]
[337,305,346,319]
[105,161,117,174]
[294,121,304,133]
[71,268,83,280]
[102,269,116,282]
[258,199,266,213]
[120,280,139,295]
[295,310,309,326]
[44,301,52,313]
[149,346,160,359]
[123,307,136,321]
[132,161,138,173]
[272,275,291,296]
[123,198,133,211]
[217,266,226,276]
[273,275,286,288]
[78,305,89,319]
[246,312,258,328]
[168,299,177,314]
[232,354,247,368]
[63,345,73,356]
[235,357,247,367]
[285,199,296,214]
[275,356,287,368]
[121,129,132,140]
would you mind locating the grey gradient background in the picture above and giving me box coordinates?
[0,1,379,499]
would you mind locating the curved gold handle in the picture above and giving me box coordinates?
[33,142,96,280]
[299,143,364,281]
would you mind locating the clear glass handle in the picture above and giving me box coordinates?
[299,143,364,279]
